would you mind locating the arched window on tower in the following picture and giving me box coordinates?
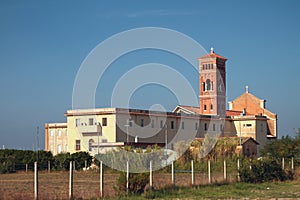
[202,82,206,91]
[206,79,211,91]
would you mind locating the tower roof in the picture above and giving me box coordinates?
[198,48,227,60]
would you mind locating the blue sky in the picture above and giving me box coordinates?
[0,0,299,149]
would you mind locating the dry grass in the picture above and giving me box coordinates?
[0,168,299,199]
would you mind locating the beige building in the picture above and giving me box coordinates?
[45,49,277,156]
[45,123,68,155]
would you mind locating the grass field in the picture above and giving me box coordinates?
[1,170,300,199]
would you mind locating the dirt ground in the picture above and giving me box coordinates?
[0,169,237,199]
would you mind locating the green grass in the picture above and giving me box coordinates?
[111,180,300,199]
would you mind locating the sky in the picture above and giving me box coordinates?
[0,0,299,149]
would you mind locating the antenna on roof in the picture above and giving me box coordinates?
[210,47,214,53]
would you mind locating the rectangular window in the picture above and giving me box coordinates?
[50,130,54,137]
[102,139,107,143]
[243,124,252,127]
[220,124,223,131]
[204,123,208,131]
[129,120,133,127]
[75,119,80,127]
[160,120,163,128]
[195,122,198,130]
[141,119,144,127]
[89,118,94,126]
[213,124,216,131]
[58,130,61,137]
[151,119,154,128]
[171,121,174,129]
[102,118,107,126]
[181,121,184,129]
[75,140,80,151]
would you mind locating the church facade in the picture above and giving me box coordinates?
[45,49,277,156]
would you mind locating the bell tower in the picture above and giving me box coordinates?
[198,48,227,116]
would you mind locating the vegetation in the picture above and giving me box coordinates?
[0,149,93,173]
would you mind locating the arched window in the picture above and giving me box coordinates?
[206,79,211,91]
[210,104,213,110]
[204,104,207,110]
[89,139,94,152]
[202,82,206,91]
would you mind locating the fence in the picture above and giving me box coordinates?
[0,157,298,199]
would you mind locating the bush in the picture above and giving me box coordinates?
[240,158,289,183]
[116,172,150,195]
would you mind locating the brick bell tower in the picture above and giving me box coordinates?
[198,48,227,116]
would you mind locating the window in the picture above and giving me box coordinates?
[57,144,62,154]
[204,123,208,131]
[160,120,163,128]
[50,130,54,137]
[129,120,133,127]
[102,139,107,143]
[58,130,61,137]
[220,124,223,131]
[102,118,107,126]
[243,124,252,127]
[75,119,80,127]
[203,64,205,70]
[89,139,94,151]
[204,104,207,111]
[75,140,80,151]
[203,82,206,91]
[151,119,154,128]
[206,79,212,91]
[210,104,213,110]
[213,124,216,131]
[141,119,144,127]
[170,121,174,129]
[89,118,94,126]
[195,122,198,130]
[181,121,184,130]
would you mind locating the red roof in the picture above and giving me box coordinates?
[179,105,201,114]
[198,52,227,60]
[226,110,242,116]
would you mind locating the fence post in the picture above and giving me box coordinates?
[34,162,38,200]
[191,160,194,185]
[126,161,129,195]
[292,157,294,172]
[171,161,175,185]
[150,160,153,189]
[282,157,285,170]
[224,160,227,181]
[237,159,240,182]
[48,161,50,173]
[100,161,103,198]
[26,163,28,173]
[69,161,73,200]
[208,159,211,184]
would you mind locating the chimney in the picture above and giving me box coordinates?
[260,100,266,109]
[228,101,233,110]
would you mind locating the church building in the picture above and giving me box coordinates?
[45,48,277,156]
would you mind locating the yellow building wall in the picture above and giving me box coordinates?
[66,110,116,154]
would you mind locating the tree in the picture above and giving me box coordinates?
[71,151,92,170]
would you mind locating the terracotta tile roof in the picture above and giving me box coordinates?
[178,105,201,114]
[198,52,227,60]
[226,110,242,116]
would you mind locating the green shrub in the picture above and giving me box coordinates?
[116,172,150,195]
[240,158,289,183]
